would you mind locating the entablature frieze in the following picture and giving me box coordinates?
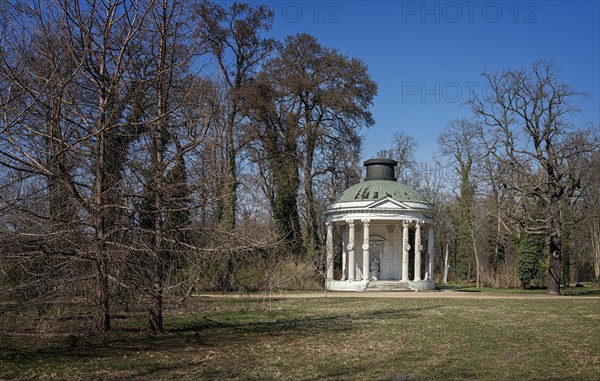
[327,210,433,224]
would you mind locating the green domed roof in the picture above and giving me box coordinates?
[335,180,425,203]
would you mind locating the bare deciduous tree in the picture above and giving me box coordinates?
[470,61,595,295]
[195,1,275,231]
[437,118,485,286]
[376,131,419,183]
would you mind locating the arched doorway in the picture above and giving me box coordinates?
[369,236,385,280]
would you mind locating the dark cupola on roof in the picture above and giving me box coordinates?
[334,159,426,203]
[364,158,398,182]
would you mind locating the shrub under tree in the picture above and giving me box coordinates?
[517,233,545,289]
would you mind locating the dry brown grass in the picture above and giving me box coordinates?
[1,295,599,380]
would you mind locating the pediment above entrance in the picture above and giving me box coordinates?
[366,197,408,210]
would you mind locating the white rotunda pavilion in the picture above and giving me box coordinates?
[325,159,436,291]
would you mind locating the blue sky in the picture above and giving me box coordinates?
[257,0,600,162]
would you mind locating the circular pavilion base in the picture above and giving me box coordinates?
[326,279,435,292]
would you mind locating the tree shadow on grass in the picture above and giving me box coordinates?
[170,304,441,337]
[452,286,600,296]
[561,288,600,296]
[0,304,442,379]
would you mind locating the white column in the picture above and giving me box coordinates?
[326,222,334,280]
[427,225,435,282]
[341,228,347,280]
[347,220,356,280]
[361,219,370,280]
[414,221,423,281]
[401,221,410,281]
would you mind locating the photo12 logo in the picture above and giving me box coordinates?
[257,1,340,23]
[401,81,492,104]
[400,1,540,23]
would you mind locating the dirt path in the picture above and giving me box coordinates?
[196,290,600,300]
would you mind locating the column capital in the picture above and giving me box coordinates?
[415,221,423,241]
[346,219,355,228]
[402,220,410,228]
[326,221,332,227]
[361,218,370,226]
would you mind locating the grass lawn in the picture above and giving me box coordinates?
[1,294,599,380]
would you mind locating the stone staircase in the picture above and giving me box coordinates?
[365,280,416,292]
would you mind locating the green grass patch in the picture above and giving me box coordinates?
[1,296,599,380]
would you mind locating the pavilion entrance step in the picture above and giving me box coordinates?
[366,280,415,292]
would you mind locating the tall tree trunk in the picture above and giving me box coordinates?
[149,154,165,331]
[263,123,302,254]
[147,0,171,331]
[494,190,502,288]
[93,257,111,332]
[93,127,111,331]
[149,273,163,331]
[222,115,237,230]
[466,257,472,284]
[592,223,600,285]
[46,96,75,233]
[443,243,449,284]
[471,221,481,288]
[473,239,480,288]
[93,96,111,332]
[546,197,562,295]
[303,133,320,257]
[219,115,237,289]
[547,200,562,295]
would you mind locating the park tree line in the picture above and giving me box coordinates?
[0,1,597,336]
[379,62,599,293]
[0,0,373,333]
